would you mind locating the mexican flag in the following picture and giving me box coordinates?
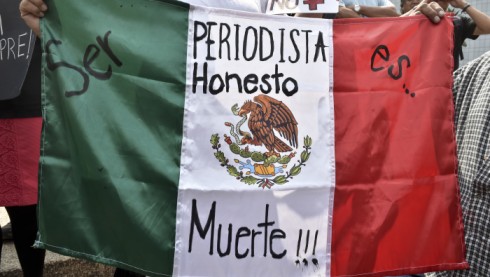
[36,0,468,276]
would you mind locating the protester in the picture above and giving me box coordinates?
[0,27,45,277]
[0,3,45,275]
[404,0,490,70]
[337,0,399,18]
[400,0,421,14]
[0,206,45,277]
[438,0,490,69]
[427,50,490,277]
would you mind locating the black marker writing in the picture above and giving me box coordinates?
[188,199,287,259]
[193,20,327,64]
[45,31,123,97]
[192,62,298,96]
[370,44,411,80]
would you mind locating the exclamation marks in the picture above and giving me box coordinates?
[295,229,319,270]
[26,30,33,60]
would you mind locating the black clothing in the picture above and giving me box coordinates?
[0,40,42,119]
[114,268,146,277]
[453,15,479,70]
[0,205,46,277]
[323,13,337,19]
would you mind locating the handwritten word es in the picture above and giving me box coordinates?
[370,45,410,80]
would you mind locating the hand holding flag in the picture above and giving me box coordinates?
[401,0,447,23]
[19,0,47,37]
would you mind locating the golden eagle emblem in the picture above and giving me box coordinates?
[210,95,312,189]
[238,95,298,157]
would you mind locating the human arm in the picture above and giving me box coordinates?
[336,6,362,18]
[19,0,47,37]
[449,0,490,35]
[334,0,361,18]
[346,4,399,17]
[343,0,399,18]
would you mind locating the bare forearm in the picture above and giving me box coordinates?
[336,7,361,18]
[466,6,490,35]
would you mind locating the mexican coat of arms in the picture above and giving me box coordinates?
[210,95,312,189]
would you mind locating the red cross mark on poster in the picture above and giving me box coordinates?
[303,0,324,10]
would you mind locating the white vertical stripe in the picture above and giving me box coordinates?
[175,5,335,276]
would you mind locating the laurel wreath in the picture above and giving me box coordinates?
[210,134,312,189]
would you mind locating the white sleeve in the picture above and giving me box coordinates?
[379,0,395,7]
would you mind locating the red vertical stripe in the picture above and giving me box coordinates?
[331,16,468,276]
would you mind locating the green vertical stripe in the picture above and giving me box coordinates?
[38,0,189,275]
